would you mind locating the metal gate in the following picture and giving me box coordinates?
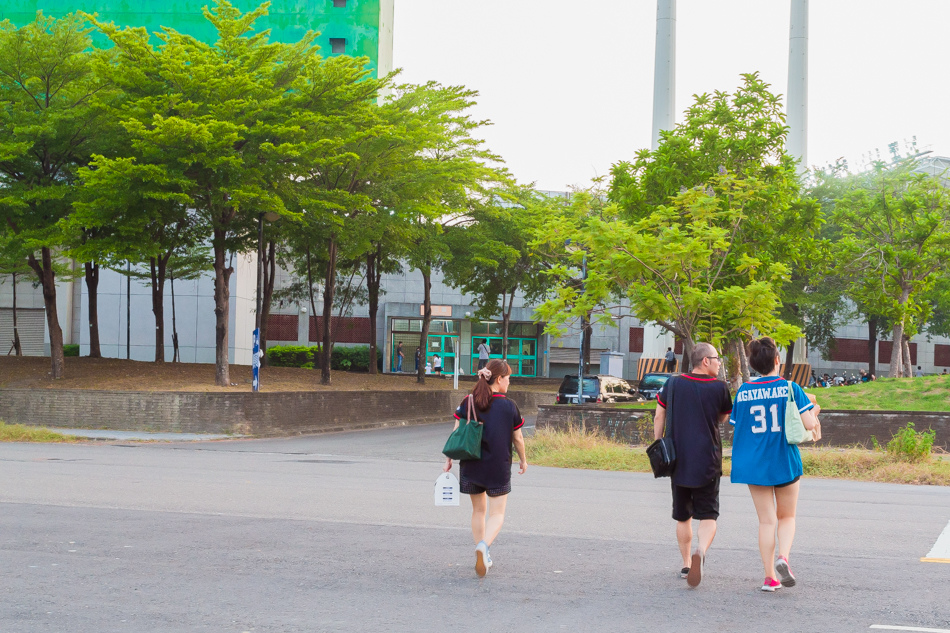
[0,308,46,356]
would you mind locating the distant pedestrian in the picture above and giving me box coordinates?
[729,337,821,592]
[444,359,527,577]
[415,347,421,372]
[396,342,404,373]
[653,342,732,588]
[915,366,924,378]
[477,340,491,370]
[943,369,948,375]
[432,354,442,376]
[665,347,676,372]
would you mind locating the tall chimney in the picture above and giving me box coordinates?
[787,0,808,171]
[651,0,676,150]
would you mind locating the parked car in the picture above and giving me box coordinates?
[555,374,639,404]
[637,372,675,401]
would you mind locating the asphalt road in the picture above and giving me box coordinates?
[1,422,948,633]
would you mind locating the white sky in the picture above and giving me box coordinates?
[392,0,950,191]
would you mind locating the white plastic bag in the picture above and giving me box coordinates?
[434,472,460,506]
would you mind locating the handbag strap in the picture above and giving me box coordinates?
[663,376,675,438]
[466,394,481,425]
[787,378,795,404]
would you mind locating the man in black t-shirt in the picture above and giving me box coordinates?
[653,342,732,588]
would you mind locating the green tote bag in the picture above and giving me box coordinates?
[442,395,483,460]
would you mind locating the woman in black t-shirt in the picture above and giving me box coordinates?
[443,359,527,577]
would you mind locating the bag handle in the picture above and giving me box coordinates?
[663,376,675,438]
[466,394,482,425]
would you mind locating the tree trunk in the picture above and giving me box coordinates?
[366,247,381,375]
[782,340,795,380]
[902,335,913,377]
[737,337,751,383]
[320,238,337,385]
[888,323,904,378]
[417,266,432,385]
[867,316,878,377]
[581,311,592,375]
[150,255,170,363]
[212,232,232,387]
[11,272,22,356]
[84,262,101,358]
[170,274,180,363]
[681,337,694,374]
[259,239,277,368]
[27,247,64,379]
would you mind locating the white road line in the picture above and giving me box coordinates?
[870,626,950,632]
[921,519,950,563]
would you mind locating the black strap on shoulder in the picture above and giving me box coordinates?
[664,376,675,438]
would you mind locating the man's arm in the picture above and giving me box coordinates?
[654,404,666,441]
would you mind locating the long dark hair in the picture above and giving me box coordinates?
[471,359,512,411]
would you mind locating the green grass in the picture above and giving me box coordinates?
[805,375,950,411]
[0,422,81,443]
[614,402,658,410]
[526,429,950,485]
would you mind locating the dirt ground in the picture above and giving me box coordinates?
[0,356,559,393]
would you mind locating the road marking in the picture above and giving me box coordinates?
[870,627,950,632]
[921,520,950,563]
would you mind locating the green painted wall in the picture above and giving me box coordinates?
[0,0,384,75]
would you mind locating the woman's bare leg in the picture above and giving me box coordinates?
[470,492,487,544]
[748,484,778,579]
[484,494,509,546]
[774,481,800,560]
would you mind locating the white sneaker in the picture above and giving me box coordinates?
[475,541,488,577]
[486,546,493,569]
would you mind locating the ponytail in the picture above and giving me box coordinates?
[471,358,512,410]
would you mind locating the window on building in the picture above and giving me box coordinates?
[330,38,346,54]
[333,0,347,7]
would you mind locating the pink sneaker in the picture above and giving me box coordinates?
[775,556,796,587]
[761,577,782,592]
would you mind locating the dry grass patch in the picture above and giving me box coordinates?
[0,422,81,443]
[801,447,950,485]
[527,427,651,472]
[527,429,950,485]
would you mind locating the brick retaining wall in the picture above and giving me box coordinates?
[536,404,950,450]
[0,389,552,437]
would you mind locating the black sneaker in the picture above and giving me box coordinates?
[680,567,690,579]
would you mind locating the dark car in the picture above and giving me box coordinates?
[637,372,675,401]
[555,374,638,404]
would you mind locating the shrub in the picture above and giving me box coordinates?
[331,346,383,372]
[63,344,79,357]
[267,345,319,368]
[886,422,936,463]
[266,344,382,372]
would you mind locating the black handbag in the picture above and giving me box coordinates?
[646,376,677,478]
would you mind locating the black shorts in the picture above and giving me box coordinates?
[775,475,801,488]
[671,478,720,521]
[460,479,511,497]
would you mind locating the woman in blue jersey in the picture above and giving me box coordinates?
[730,337,821,592]
[444,359,528,577]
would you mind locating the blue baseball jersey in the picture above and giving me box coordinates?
[729,377,815,486]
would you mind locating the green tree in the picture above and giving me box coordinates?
[0,12,115,378]
[88,1,366,385]
[442,185,554,363]
[587,74,816,376]
[537,174,802,377]
[834,161,950,377]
